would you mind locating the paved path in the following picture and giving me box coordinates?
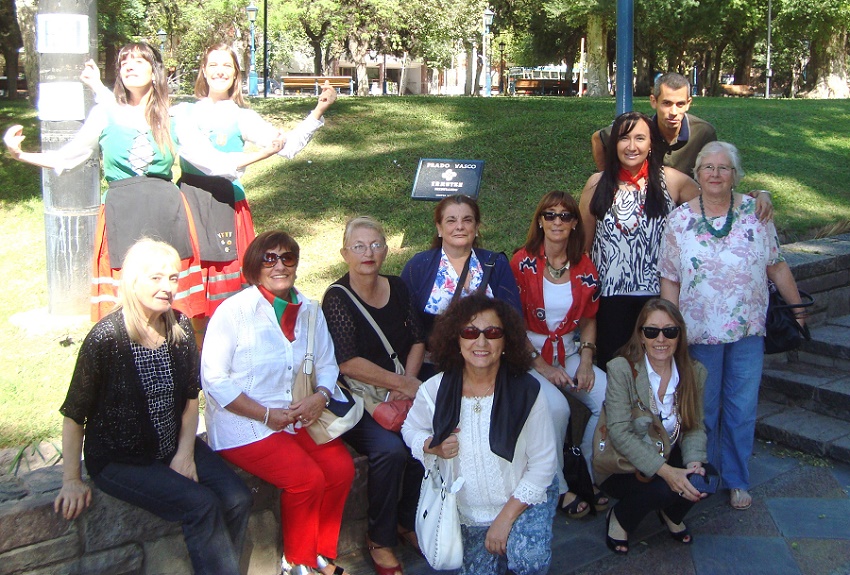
[339,439,850,575]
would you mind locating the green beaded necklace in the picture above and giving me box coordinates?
[699,193,735,238]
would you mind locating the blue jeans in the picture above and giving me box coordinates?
[93,438,252,575]
[689,336,764,490]
[458,479,558,575]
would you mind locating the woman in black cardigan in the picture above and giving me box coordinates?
[54,238,251,575]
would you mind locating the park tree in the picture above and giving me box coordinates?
[1,0,24,99]
[777,0,850,98]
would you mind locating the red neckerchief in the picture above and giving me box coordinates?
[258,285,301,342]
[618,159,649,188]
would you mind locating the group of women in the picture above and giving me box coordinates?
[6,39,807,575]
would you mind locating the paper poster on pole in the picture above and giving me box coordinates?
[38,82,86,121]
[37,14,89,54]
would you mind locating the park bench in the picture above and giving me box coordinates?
[281,76,354,96]
[720,84,755,97]
[513,79,543,95]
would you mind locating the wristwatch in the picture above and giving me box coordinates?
[530,350,540,360]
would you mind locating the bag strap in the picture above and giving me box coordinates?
[326,284,404,374]
[477,251,500,294]
[302,301,318,376]
[451,254,473,304]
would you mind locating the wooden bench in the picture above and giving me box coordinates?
[281,76,354,96]
[512,79,543,95]
[720,84,755,97]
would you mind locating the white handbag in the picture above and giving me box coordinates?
[414,391,465,570]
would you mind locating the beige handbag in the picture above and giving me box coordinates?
[291,302,364,444]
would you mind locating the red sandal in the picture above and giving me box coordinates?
[366,538,403,575]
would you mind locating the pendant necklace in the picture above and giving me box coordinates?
[545,256,570,279]
[470,384,495,413]
[699,193,735,239]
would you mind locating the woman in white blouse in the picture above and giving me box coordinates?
[402,294,558,575]
[201,230,354,575]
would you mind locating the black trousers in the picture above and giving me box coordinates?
[343,410,425,546]
[599,444,714,533]
[595,295,654,371]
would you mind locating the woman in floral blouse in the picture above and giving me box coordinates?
[659,141,805,511]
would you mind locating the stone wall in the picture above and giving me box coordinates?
[0,451,368,575]
[2,234,848,575]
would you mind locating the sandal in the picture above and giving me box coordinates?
[592,489,610,511]
[366,538,403,575]
[558,492,590,518]
[657,510,692,544]
[317,555,348,575]
[605,509,629,555]
[730,488,752,510]
[396,526,423,557]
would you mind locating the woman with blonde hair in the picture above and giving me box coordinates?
[55,238,252,574]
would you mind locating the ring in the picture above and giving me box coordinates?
[678,491,684,496]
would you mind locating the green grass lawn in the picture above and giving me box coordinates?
[1,95,849,449]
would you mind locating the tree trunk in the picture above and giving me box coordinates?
[0,0,23,98]
[302,19,330,76]
[732,38,755,86]
[347,35,370,96]
[15,0,36,101]
[585,13,609,97]
[464,43,474,96]
[805,25,850,98]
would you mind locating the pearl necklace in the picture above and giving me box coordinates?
[699,193,735,239]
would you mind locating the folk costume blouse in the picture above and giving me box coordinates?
[59,311,199,477]
[510,248,601,366]
[592,171,675,297]
[659,196,784,345]
[201,286,343,451]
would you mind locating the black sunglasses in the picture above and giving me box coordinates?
[541,211,577,223]
[460,325,505,340]
[261,252,298,268]
[641,326,681,340]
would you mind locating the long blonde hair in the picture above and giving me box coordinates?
[194,42,247,107]
[117,238,186,344]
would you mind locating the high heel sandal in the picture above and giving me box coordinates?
[605,508,629,555]
[592,489,610,511]
[367,538,403,575]
[656,510,692,544]
[316,555,347,575]
[396,526,423,557]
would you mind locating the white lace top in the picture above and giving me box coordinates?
[402,373,557,526]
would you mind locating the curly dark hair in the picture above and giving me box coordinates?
[429,293,531,376]
[242,230,300,286]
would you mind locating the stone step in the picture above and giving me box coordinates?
[756,399,850,464]
[761,361,850,423]
[796,314,850,370]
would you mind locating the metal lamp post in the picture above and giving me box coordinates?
[156,29,166,55]
[246,2,259,96]
[482,8,495,97]
[498,41,505,94]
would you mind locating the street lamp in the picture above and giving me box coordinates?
[245,2,259,96]
[482,7,495,97]
[156,29,167,55]
[498,41,506,94]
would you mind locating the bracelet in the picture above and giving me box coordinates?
[578,341,597,355]
[316,388,331,407]
[262,406,270,426]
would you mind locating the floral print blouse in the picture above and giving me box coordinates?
[424,248,494,315]
[659,196,784,345]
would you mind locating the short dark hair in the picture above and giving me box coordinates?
[242,230,300,286]
[520,191,585,266]
[429,293,531,376]
[653,72,691,98]
[430,194,481,249]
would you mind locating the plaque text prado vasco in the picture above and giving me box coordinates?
[410,158,484,201]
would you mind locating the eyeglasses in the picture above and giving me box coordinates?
[541,211,577,223]
[460,325,505,340]
[346,242,386,255]
[261,252,298,268]
[640,326,681,339]
[698,164,734,175]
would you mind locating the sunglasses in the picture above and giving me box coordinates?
[261,252,298,268]
[641,326,681,339]
[541,211,577,223]
[460,325,505,340]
